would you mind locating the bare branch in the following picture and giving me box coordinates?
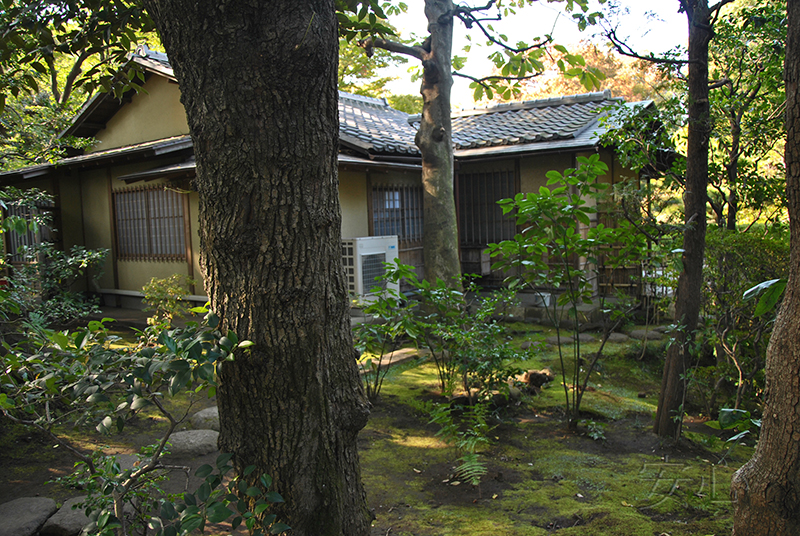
[709,0,736,17]
[606,27,692,65]
[453,70,543,89]
[360,37,426,61]
[455,9,549,54]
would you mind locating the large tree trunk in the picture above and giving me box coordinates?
[653,0,711,439]
[143,2,371,535]
[731,2,800,532]
[417,0,461,286]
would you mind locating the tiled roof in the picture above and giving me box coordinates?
[338,92,419,156]
[451,91,618,150]
[58,45,627,165]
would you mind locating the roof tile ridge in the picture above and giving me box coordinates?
[450,89,623,118]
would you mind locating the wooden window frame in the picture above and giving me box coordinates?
[371,184,423,246]
[113,186,187,261]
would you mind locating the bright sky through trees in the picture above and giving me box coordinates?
[382,0,688,107]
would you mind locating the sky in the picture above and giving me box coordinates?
[381,0,689,108]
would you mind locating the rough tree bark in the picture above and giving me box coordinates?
[364,0,462,286]
[731,1,800,532]
[142,2,371,535]
[653,0,713,439]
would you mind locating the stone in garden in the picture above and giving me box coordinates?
[0,497,57,536]
[40,497,91,536]
[629,329,664,341]
[520,341,532,350]
[167,429,219,456]
[190,406,220,431]
[606,332,630,343]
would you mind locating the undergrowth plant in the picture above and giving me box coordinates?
[380,261,524,398]
[353,268,417,402]
[429,402,493,497]
[488,155,645,428]
[0,307,288,536]
[141,274,198,329]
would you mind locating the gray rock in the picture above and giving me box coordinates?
[629,329,664,341]
[0,497,57,536]
[606,332,630,343]
[167,430,219,456]
[190,406,220,431]
[40,497,91,536]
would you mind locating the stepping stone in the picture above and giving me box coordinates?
[40,497,91,536]
[167,430,219,456]
[629,329,664,341]
[0,497,57,536]
[190,407,220,431]
[605,332,630,343]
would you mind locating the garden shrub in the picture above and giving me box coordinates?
[692,226,789,414]
[141,274,198,328]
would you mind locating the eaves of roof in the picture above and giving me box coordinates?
[118,152,422,185]
[0,135,193,182]
[59,47,176,141]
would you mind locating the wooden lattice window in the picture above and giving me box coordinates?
[457,170,516,247]
[114,187,187,261]
[371,185,423,244]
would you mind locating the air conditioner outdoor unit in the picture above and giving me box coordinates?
[341,236,399,300]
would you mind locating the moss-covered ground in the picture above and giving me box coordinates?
[0,322,753,535]
[360,325,753,536]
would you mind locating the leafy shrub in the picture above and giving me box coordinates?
[380,261,524,398]
[353,268,418,403]
[0,308,286,536]
[10,243,108,325]
[488,155,646,428]
[693,227,790,414]
[141,274,198,328]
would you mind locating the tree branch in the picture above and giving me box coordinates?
[455,9,549,54]
[453,70,543,88]
[360,37,426,61]
[606,27,692,65]
[708,77,731,90]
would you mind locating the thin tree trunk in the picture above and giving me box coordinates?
[143,2,371,534]
[417,0,461,287]
[731,1,800,532]
[653,0,711,439]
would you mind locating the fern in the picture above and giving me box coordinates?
[456,452,487,487]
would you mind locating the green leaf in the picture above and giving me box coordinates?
[270,522,291,534]
[216,452,234,470]
[245,486,261,497]
[96,416,113,435]
[131,395,151,410]
[545,170,563,184]
[206,502,233,524]
[195,464,214,478]
[179,514,203,534]
[719,408,750,429]
[265,491,284,503]
[243,465,257,476]
[196,482,211,503]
